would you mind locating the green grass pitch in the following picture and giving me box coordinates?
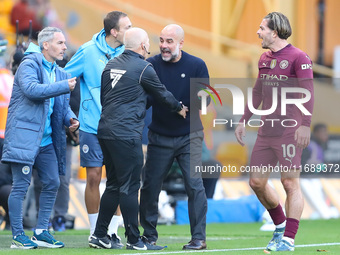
[0,219,339,254]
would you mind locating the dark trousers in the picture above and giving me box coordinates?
[95,138,143,244]
[202,159,222,199]
[0,138,11,226]
[0,184,11,224]
[140,130,207,242]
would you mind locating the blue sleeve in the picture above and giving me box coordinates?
[63,105,77,127]
[64,46,85,78]
[196,59,209,78]
[193,59,210,109]
[17,60,70,100]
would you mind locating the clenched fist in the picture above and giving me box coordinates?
[68,77,77,91]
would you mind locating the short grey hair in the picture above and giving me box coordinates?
[38,27,63,50]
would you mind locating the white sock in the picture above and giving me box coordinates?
[276,220,286,229]
[88,213,98,235]
[282,236,294,245]
[108,215,121,236]
[35,229,46,235]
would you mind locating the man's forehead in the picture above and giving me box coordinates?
[52,32,66,42]
[119,16,131,27]
[260,19,269,28]
[160,30,177,40]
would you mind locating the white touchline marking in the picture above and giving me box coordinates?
[168,236,254,240]
[296,242,340,248]
[118,242,340,255]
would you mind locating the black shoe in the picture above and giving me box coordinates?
[141,236,166,250]
[64,214,75,230]
[89,234,122,249]
[126,238,147,250]
[52,216,66,232]
[183,239,207,250]
[111,233,124,248]
[4,220,11,231]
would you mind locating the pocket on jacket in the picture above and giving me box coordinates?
[16,121,40,131]
[13,121,40,148]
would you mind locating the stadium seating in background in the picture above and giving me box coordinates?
[176,195,265,224]
[215,142,248,178]
[0,0,15,44]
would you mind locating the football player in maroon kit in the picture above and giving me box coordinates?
[235,12,314,252]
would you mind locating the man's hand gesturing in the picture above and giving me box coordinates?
[68,77,77,91]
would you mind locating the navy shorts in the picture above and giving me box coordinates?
[79,130,103,167]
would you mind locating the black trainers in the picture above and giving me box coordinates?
[126,238,147,250]
[111,233,124,248]
[89,234,122,249]
[141,236,166,250]
[183,239,207,250]
[52,216,66,232]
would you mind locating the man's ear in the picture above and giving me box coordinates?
[272,30,278,38]
[110,28,118,37]
[179,39,184,50]
[43,41,49,51]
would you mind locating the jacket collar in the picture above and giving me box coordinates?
[123,50,145,60]
[42,56,57,73]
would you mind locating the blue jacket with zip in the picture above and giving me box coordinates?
[1,43,76,175]
[64,29,125,134]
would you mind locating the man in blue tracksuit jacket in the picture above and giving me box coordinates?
[1,27,78,249]
[64,12,131,242]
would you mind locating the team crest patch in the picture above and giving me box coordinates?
[279,60,289,69]
[22,166,30,175]
[270,59,277,69]
[82,144,89,154]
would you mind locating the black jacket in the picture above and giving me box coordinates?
[98,50,182,140]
